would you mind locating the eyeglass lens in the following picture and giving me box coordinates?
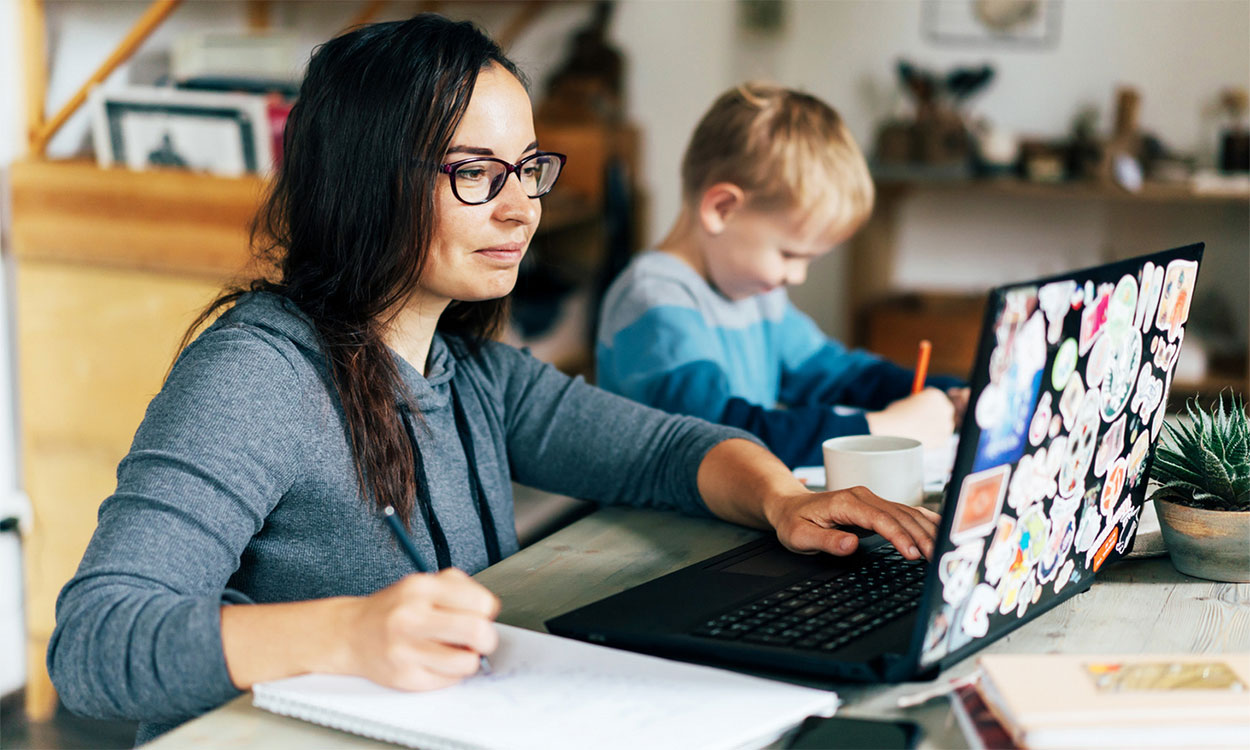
[452,154,562,203]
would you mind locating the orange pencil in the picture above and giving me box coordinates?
[912,339,931,394]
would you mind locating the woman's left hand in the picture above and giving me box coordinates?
[762,486,941,561]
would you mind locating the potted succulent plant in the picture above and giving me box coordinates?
[1149,392,1250,582]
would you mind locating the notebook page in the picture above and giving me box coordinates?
[254,624,838,750]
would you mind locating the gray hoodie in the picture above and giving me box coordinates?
[47,292,752,743]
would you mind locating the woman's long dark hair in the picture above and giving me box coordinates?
[178,15,524,525]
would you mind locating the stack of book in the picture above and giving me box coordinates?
[951,653,1250,749]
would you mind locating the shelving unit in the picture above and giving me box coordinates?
[849,175,1250,404]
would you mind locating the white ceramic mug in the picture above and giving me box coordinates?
[822,435,925,506]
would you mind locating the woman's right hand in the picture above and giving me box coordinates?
[338,568,500,691]
[865,387,956,450]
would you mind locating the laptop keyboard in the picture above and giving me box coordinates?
[690,547,928,653]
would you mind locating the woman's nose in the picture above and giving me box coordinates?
[493,172,540,225]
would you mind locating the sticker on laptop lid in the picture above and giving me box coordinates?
[1037,514,1075,584]
[950,465,1011,543]
[1094,414,1126,478]
[1108,274,1138,326]
[939,541,984,605]
[1099,456,1128,516]
[1131,362,1164,423]
[1038,280,1076,344]
[1100,325,1142,422]
[961,582,999,637]
[1079,283,1113,355]
[1051,338,1078,391]
[1156,259,1198,341]
[1136,262,1164,334]
[1058,375,1084,431]
[983,515,1017,585]
[1058,387,1100,499]
[1086,334,1112,389]
[1028,392,1053,447]
[1085,660,1246,692]
[1053,558,1075,594]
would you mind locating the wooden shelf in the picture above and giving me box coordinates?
[9,158,602,280]
[873,173,1250,205]
[11,158,264,279]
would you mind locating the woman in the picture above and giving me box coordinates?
[48,15,939,743]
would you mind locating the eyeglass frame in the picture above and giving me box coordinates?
[438,151,568,205]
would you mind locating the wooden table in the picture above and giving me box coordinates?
[146,506,1250,749]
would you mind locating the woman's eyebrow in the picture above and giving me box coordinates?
[445,140,540,157]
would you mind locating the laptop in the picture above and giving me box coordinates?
[547,242,1205,684]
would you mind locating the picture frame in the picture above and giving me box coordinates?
[923,0,1062,49]
[90,86,274,177]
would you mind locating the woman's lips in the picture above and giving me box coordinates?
[475,243,525,262]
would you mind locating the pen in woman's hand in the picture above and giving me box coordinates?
[383,505,494,675]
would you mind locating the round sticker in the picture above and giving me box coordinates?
[1108,273,1138,325]
[1100,326,1142,422]
[1051,338,1078,391]
[1086,334,1112,388]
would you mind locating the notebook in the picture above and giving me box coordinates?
[546,243,1205,685]
[976,652,1250,748]
[252,623,839,750]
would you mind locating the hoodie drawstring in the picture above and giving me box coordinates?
[400,380,501,570]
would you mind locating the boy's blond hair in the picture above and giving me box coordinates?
[681,82,874,234]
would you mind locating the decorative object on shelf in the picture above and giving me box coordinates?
[536,0,624,124]
[970,117,1019,175]
[1064,105,1103,181]
[171,29,303,95]
[923,0,1062,48]
[1099,87,1145,192]
[90,85,274,177]
[873,59,993,173]
[1217,87,1249,173]
[1150,392,1250,582]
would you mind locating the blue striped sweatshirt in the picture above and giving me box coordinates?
[597,251,959,467]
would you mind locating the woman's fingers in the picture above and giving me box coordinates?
[398,605,499,657]
[775,487,942,560]
[403,568,501,618]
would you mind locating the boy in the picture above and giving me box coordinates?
[596,83,965,468]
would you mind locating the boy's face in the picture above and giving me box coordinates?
[705,205,850,301]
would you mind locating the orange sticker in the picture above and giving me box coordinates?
[1093,526,1120,571]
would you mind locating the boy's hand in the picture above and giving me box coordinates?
[764,486,940,560]
[865,388,956,449]
[946,387,970,426]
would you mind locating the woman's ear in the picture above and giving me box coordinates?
[697,183,747,235]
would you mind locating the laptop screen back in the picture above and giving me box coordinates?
[915,243,1204,670]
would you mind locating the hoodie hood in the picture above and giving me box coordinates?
[220,291,454,413]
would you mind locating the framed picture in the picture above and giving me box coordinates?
[90,86,274,177]
[923,0,1062,49]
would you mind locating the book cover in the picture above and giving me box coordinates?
[977,653,1250,748]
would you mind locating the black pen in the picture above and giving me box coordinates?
[383,505,492,675]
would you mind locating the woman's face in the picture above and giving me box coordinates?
[417,64,541,309]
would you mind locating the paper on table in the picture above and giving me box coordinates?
[253,624,838,750]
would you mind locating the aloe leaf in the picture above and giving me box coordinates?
[1200,441,1235,502]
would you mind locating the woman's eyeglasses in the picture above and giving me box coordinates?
[439,152,567,205]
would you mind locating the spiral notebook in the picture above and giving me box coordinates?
[252,623,838,750]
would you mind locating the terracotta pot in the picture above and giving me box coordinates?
[1153,497,1250,583]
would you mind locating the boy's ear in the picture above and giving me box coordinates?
[698,183,747,235]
